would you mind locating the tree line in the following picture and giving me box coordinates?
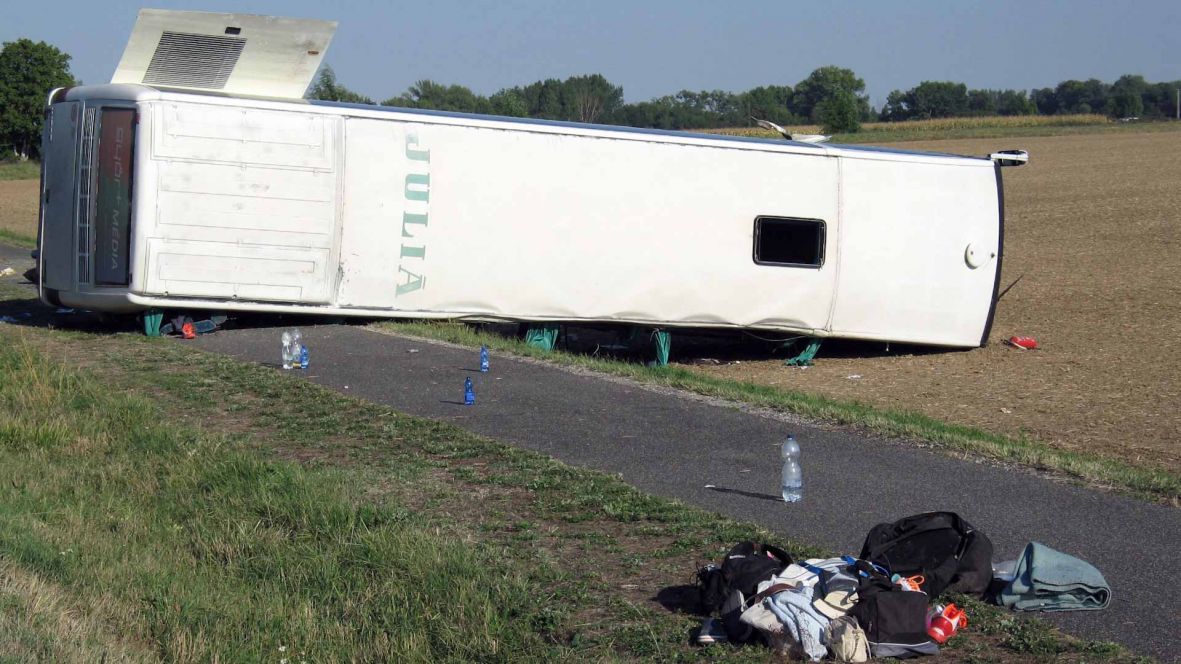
[3,35,1180,160]
[309,65,877,133]
[311,65,1181,132]
[882,76,1181,121]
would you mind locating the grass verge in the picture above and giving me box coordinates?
[0,228,35,249]
[0,297,1145,662]
[0,161,39,181]
[374,321,1181,506]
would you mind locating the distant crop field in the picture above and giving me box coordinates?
[715,114,1111,138]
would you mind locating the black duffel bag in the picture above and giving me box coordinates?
[859,511,993,599]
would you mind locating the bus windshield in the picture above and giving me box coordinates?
[93,108,135,286]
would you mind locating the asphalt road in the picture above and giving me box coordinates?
[0,243,1177,661]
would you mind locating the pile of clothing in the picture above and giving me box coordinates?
[693,511,1110,661]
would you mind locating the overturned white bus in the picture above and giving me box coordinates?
[37,10,1025,349]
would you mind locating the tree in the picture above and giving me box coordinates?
[739,85,795,125]
[966,89,998,116]
[1142,80,1181,118]
[906,81,969,119]
[306,66,374,104]
[304,66,373,104]
[879,89,909,121]
[995,89,1036,116]
[561,74,623,123]
[1053,79,1109,115]
[516,78,566,119]
[816,89,860,134]
[791,66,870,121]
[489,89,528,117]
[0,38,75,159]
[387,80,492,114]
[1108,74,1146,118]
[1031,87,1058,115]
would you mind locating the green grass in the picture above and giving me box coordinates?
[0,160,39,181]
[0,302,1143,662]
[0,342,571,661]
[0,228,34,248]
[375,321,1181,505]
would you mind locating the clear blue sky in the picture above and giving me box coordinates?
[4,1,1178,107]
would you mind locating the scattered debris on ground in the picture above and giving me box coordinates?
[692,512,1109,660]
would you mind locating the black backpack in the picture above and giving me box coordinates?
[697,541,792,613]
[849,560,939,659]
[859,512,993,599]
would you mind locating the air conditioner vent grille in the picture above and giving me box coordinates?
[142,31,245,89]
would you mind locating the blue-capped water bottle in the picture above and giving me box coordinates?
[780,435,802,503]
[464,377,475,405]
[480,345,490,372]
[299,344,309,370]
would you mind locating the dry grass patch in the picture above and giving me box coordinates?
[0,563,158,663]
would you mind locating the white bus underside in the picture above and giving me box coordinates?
[38,86,1005,348]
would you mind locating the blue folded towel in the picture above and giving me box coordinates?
[998,541,1111,612]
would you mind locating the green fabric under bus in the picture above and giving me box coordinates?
[652,329,671,367]
[785,339,822,366]
[143,310,163,337]
[524,324,561,351]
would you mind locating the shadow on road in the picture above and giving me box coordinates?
[705,485,784,502]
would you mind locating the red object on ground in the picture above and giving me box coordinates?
[181,322,197,340]
[927,603,968,644]
[1006,336,1038,350]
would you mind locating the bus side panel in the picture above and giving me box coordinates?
[337,120,840,331]
[830,159,1000,347]
[39,102,82,296]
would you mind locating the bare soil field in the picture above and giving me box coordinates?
[2,128,1178,474]
[690,129,1181,473]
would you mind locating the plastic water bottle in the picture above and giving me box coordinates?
[780,435,802,502]
[480,345,490,372]
[299,344,309,370]
[280,330,294,370]
[464,377,475,405]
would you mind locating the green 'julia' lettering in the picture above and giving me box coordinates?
[405,173,430,202]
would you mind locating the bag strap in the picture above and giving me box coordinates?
[746,582,796,607]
